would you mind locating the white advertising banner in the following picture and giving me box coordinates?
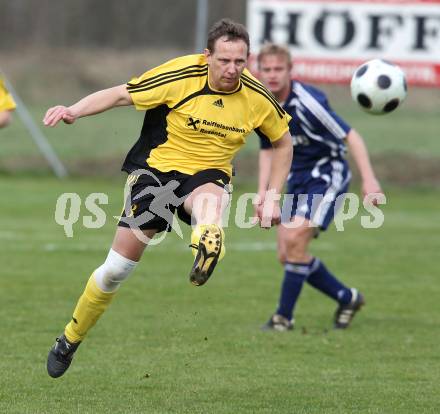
[247,0,440,86]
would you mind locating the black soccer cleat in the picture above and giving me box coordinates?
[189,224,222,286]
[47,334,81,378]
[261,314,294,332]
[334,288,365,329]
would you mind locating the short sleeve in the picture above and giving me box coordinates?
[256,129,273,149]
[255,102,291,144]
[240,71,291,143]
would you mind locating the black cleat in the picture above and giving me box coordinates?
[262,314,294,332]
[189,224,222,286]
[334,289,365,329]
[47,334,81,378]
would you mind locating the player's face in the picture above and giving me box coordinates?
[258,54,291,98]
[205,37,248,92]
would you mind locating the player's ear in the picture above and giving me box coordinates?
[204,49,213,66]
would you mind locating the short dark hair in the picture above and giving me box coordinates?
[207,18,250,54]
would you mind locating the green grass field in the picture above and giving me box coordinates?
[0,176,439,413]
[0,78,439,412]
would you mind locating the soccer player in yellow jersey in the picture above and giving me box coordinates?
[43,19,293,378]
[0,77,16,128]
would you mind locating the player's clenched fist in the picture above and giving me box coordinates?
[254,191,282,229]
[43,105,76,127]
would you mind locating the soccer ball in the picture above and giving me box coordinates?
[350,59,407,115]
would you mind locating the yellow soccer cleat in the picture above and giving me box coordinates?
[189,224,224,286]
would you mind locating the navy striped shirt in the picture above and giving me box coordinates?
[258,81,351,172]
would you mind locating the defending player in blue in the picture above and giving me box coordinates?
[255,44,384,331]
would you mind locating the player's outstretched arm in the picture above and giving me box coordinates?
[346,129,383,203]
[256,148,273,199]
[253,147,273,225]
[257,131,293,228]
[267,131,293,198]
[43,84,133,127]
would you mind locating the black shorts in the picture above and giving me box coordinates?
[118,167,231,233]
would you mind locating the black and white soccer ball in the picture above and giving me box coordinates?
[350,59,407,115]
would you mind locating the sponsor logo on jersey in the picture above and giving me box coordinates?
[187,117,201,131]
[212,98,224,108]
[187,116,246,138]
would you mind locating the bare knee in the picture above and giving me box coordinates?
[281,225,314,263]
[112,226,156,261]
[277,250,287,265]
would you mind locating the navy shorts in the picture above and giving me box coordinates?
[118,167,231,233]
[281,160,351,231]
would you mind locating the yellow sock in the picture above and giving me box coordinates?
[64,274,116,343]
[191,224,225,260]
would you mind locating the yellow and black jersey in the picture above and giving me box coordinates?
[123,54,291,177]
[0,78,16,112]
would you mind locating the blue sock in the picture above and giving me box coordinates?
[307,258,352,304]
[276,262,312,320]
